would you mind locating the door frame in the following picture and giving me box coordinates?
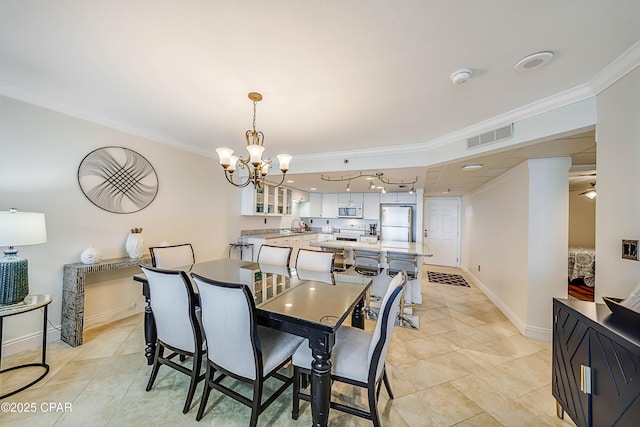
[423,196,461,267]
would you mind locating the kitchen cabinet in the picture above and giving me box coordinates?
[337,192,363,204]
[363,192,380,219]
[307,193,322,217]
[380,192,416,204]
[276,187,293,215]
[242,185,295,216]
[321,193,338,218]
[317,233,334,242]
[552,298,640,427]
[291,188,309,203]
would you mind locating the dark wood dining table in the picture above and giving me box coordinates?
[133,258,372,427]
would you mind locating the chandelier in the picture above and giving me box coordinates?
[321,172,418,193]
[215,92,292,190]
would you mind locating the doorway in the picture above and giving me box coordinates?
[568,170,596,301]
[423,197,460,267]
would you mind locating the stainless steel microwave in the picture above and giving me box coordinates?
[337,204,363,218]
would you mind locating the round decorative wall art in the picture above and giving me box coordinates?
[78,146,158,214]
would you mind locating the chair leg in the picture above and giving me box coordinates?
[250,379,263,427]
[146,344,164,391]
[368,382,382,427]
[183,350,202,414]
[292,366,300,420]
[196,363,214,421]
[382,368,394,399]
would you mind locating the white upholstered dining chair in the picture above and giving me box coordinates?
[257,244,292,267]
[190,273,304,426]
[140,265,205,414]
[291,271,407,427]
[295,248,335,272]
[149,243,195,268]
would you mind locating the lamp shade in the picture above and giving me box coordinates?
[0,211,47,246]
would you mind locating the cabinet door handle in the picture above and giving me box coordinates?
[580,365,592,395]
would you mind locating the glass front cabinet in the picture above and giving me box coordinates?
[241,185,294,216]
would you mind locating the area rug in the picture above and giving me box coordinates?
[427,271,470,287]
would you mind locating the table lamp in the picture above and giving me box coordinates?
[0,208,47,305]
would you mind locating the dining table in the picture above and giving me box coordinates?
[133,258,372,427]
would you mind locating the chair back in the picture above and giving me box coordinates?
[257,245,292,267]
[191,274,262,381]
[141,265,201,352]
[295,249,334,272]
[149,243,195,268]
[367,271,406,382]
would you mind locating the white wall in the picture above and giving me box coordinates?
[0,95,239,355]
[461,161,530,332]
[461,157,571,340]
[569,191,596,248]
[595,65,640,301]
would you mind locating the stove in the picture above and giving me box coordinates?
[334,227,365,242]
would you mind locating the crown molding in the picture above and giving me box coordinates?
[0,80,213,159]
[588,40,640,95]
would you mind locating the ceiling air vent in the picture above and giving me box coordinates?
[467,124,513,149]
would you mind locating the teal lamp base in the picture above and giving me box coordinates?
[0,247,29,305]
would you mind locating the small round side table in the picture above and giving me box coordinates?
[0,294,52,399]
[228,242,254,260]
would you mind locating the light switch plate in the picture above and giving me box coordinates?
[622,239,639,261]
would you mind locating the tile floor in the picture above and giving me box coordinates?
[1,266,576,426]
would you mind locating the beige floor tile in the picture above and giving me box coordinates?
[4,267,565,426]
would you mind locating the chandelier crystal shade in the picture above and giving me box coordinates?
[215,92,292,189]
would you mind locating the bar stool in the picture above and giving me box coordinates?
[353,249,385,319]
[386,252,419,329]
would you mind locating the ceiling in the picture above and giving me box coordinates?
[0,1,637,195]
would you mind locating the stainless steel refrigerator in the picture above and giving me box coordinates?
[380,205,413,242]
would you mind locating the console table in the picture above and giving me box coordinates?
[1,294,52,399]
[62,256,152,347]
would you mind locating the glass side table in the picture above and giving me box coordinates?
[228,242,254,260]
[0,294,52,399]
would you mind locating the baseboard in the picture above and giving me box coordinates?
[1,326,61,358]
[524,325,552,341]
[84,302,144,330]
[462,267,551,342]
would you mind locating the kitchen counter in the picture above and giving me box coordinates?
[241,229,318,239]
[310,239,423,256]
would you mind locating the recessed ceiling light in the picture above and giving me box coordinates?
[286,180,294,183]
[310,187,317,191]
[462,164,483,170]
[514,51,554,72]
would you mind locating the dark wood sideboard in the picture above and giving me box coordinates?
[552,298,640,427]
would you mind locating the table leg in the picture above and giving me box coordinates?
[309,330,335,427]
[351,296,365,329]
[144,296,156,365]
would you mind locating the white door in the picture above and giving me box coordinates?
[423,197,460,267]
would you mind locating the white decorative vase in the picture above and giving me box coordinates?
[125,232,145,259]
[80,245,103,264]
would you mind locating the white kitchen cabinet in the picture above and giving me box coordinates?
[291,188,309,202]
[242,185,297,216]
[380,192,416,204]
[337,192,364,204]
[302,233,317,249]
[321,193,339,218]
[308,193,322,217]
[276,187,293,215]
[363,192,380,219]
